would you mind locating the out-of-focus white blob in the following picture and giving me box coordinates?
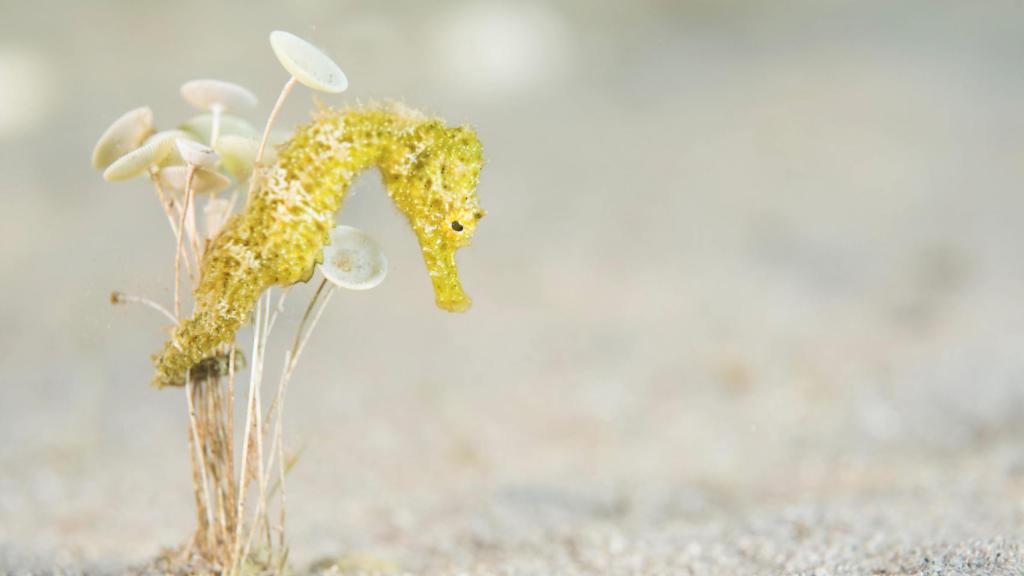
[0,47,57,140]
[432,3,569,98]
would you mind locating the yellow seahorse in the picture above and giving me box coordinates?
[152,103,485,387]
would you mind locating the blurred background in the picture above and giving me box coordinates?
[2,0,1024,573]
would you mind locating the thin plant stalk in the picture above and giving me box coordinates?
[161,175,199,282]
[186,374,215,539]
[225,347,237,494]
[289,285,335,381]
[253,293,271,550]
[231,292,265,574]
[150,169,181,238]
[153,172,197,283]
[267,288,290,336]
[291,279,328,359]
[257,77,298,163]
[184,180,203,266]
[231,76,302,574]
[226,187,241,216]
[232,290,277,574]
[202,105,224,264]
[226,344,237,516]
[274,370,288,553]
[210,105,223,148]
[111,291,176,324]
[206,377,232,549]
[185,389,208,554]
[261,280,323,440]
[174,166,196,318]
[244,282,335,565]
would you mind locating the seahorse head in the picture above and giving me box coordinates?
[382,119,485,312]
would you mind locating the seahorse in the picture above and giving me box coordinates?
[152,103,485,388]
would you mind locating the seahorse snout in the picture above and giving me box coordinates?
[424,249,472,312]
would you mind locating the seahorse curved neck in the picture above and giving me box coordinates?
[152,104,484,387]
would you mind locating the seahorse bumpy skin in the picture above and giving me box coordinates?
[153,103,485,387]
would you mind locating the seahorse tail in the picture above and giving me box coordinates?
[152,219,271,387]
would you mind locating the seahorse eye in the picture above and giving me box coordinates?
[451,220,464,232]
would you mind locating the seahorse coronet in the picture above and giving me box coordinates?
[152,103,485,388]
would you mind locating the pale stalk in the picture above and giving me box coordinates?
[230,292,265,574]
[150,169,181,238]
[273,286,335,549]
[226,187,241,215]
[259,279,324,441]
[254,293,271,550]
[210,104,223,148]
[185,398,207,553]
[110,291,176,324]
[245,284,335,564]
[260,281,316,438]
[187,183,202,265]
[266,288,290,336]
[155,173,196,283]
[231,74,302,575]
[234,291,275,573]
[186,373,215,542]
[256,77,298,163]
[274,355,289,552]
[174,166,196,318]
[207,379,230,548]
[172,173,202,279]
[240,76,299,221]
[226,345,237,516]
[190,118,223,260]
[289,286,335,381]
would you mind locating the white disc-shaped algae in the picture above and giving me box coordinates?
[269,30,348,93]
[320,225,388,290]
[180,113,259,143]
[102,138,173,181]
[175,138,219,169]
[144,129,199,166]
[180,79,258,112]
[215,134,260,181]
[158,166,231,195]
[92,106,154,169]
